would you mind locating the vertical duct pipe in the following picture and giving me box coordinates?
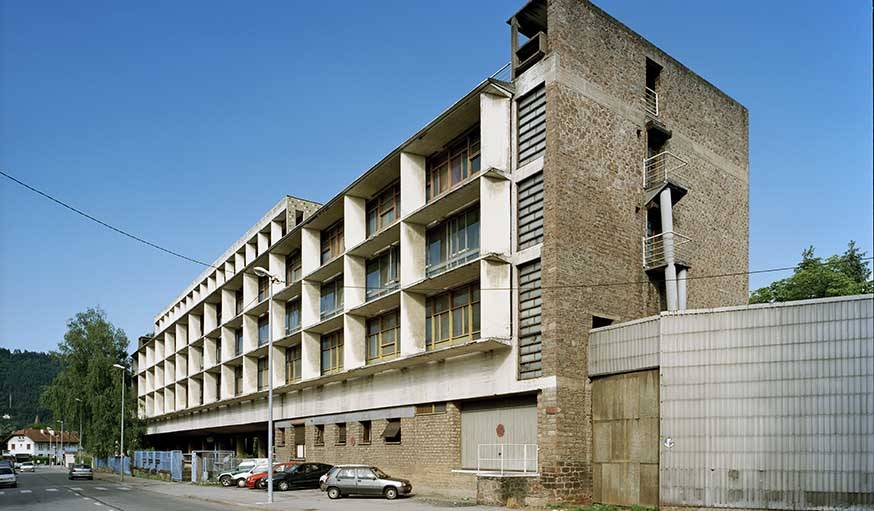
[659,187,678,311]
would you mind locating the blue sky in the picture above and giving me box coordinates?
[1,1,871,354]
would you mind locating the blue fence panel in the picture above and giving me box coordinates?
[170,451,182,482]
[130,450,182,481]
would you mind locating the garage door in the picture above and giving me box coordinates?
[461,396,537,471]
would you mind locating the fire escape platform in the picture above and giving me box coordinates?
[641,178,689,208]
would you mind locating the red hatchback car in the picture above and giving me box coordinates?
[245,462,299,489]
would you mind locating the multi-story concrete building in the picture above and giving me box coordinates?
[135,0,749,503]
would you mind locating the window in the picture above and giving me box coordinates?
[258,275,269,302]
[366,181,400,237]
[366,311,399,363]
[425,282,480,349]
[360,420,372,445]
[320,331,344,375]
[382,419,401,444]
[314,425,325,446]
[235,290,244,315]
[275,427,286,447]
[518,260,542,379]
[285,251,302,284]
[426,127,480,202]
[320,277,344,320]
[285,345,301,383]
[234,366,243,396]
[257,315,269,346]
[336,423,347,445]
[320,221,344,264]
[517,84,546,166]
[257,357,268,391]
[216,373,222,400]
[285,300,301,334]
[644,58,662,117]
[592,316,614,329]
[216,339,222,363]
[365,246,400,300]
[216,303,223,325]
[415,403,447,415]
[234,328,243,356]
[517,172,544,249]
[426,207,479,277]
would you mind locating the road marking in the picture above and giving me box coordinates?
[46,488,59,491]
[95,503,103,507]
[72,487,83,491]
[20,489,32,493]
[95,486,107,490]
[117,486,130,490]
[0,491,5,495]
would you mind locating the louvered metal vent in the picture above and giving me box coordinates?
[518,85,546,166]
[518,172,544,250]
[518,259,542,379]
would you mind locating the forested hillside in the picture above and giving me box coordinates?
[0,347,60,434]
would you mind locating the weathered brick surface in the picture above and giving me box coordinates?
[302,403,476,498]
[534,0,749,504]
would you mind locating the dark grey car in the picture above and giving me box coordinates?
[322,465,411,500]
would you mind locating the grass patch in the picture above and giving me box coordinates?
[547,504,657,511]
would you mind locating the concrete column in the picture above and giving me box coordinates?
[145,395,154,417]
[175,323,188,350]
[204,338,217,368]
[480,260,511,339]
[271,345,285,388]
[176,353,187,381]
[221,365,235,399]
[480,92,511,173]
[271,219,284,245]
[163,359,173,387]
[155,391,164,415]
[208,274,217,293]
[204,303,218,333]
[269,253,284,292]
[243,356,257,394]
[146,344,154,368]
[234,252,246,275]
[400,152,426,216]
[188,347,202,375]
[203,372,217,404]
[154,338,164,363]
[344,195,367,247]
[246,242,257,265]
[400,291,426,356]
[344,315,366,371]
[145,369,153,394]
[225,260,236,278]
[301,228,320,275]
[187,378,201,407]
[176,383,187,410]
[344,255,366,310]
[659,187,678,311]
[677,267,688,311]
[216,268,225,286]
[257,232,270,255]
[400,222,425,286]
[221,289,235,324]
[301,332,321,380]
[164,331,175,354]
[220,327,234,361]
[480,176,511,255]
[243,273,258,309]
[243,315,258,353]
[272,299,286,340]
[188,314,202,342]
[301,281,320,328]
[164,387,174,413]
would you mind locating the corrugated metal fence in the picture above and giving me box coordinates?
[131,450,183,481]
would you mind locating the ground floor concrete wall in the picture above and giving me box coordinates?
[592,369,659,507]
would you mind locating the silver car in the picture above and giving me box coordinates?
[68,464,93,480]
[322,465,411,500]
[0,467,17,488]
[19,462,35,472]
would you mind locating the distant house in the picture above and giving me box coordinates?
[5,428,79,457]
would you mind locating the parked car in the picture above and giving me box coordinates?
[18,462,35,472]
[0,460,13,471]
[217,459,266,487]
[322,465,411,500]
[68,464,94,480]
[271,462,333,491]
[0,467,17,488]
[228,463,269,488]
[245,462,299,489]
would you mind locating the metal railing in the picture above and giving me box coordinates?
[476,444,538,474]
[426,248,479,278]
[366,281,399,302]
[643,151,687,190]
[644,87,659,117]
[643,231,692,270]
[490,62,512,82]
[320,306,342,321]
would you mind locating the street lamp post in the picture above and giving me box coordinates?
[75,398,83,463]
[253,266,278,504]
[112,363,126,482]
[56,419,64,467]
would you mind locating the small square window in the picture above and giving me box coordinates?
[314,425,325,446]
[382,419,401,444]
[360,420,372,445]
[336,423,347,446]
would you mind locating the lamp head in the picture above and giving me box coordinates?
[253,267,271,278]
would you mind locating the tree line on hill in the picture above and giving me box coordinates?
[0,348,60,436]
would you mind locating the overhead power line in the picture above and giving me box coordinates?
[1,169,870,294]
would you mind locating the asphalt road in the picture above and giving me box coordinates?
[0,468,241,511]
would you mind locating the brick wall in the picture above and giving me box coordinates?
[535,0,749,504]
[301,402,477,498]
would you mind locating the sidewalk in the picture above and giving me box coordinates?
[95,471,507,510]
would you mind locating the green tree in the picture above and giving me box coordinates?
[41,308,142,458]
[0,348,60,435]
[750,241,874,304]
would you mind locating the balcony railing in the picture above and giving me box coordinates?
[643,231,692,270]
[643,151,687,190]
[426,248,479,279]
[366,281,399,302]
[320,306,343,321]
[477,444,538,474]
[644,87,659,117]
[285,324,301,336]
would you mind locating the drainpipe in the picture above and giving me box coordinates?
[677,267,688,311]
[659,187,678,311]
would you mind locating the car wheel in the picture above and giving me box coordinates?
[278,481,289,491]
[384,487,398,500]
[237,478,246,488]
[257,479,265,489]
[327,487,341,499]
[219,475,232,487]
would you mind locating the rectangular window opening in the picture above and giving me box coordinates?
[382,419,401,444]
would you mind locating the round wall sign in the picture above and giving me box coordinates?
[496,424,505,437]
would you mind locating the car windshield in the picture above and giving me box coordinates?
[0,468,12,475]
[371,467,389,479]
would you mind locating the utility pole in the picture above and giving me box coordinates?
[75,398,83,463]
[113,364,126,481]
